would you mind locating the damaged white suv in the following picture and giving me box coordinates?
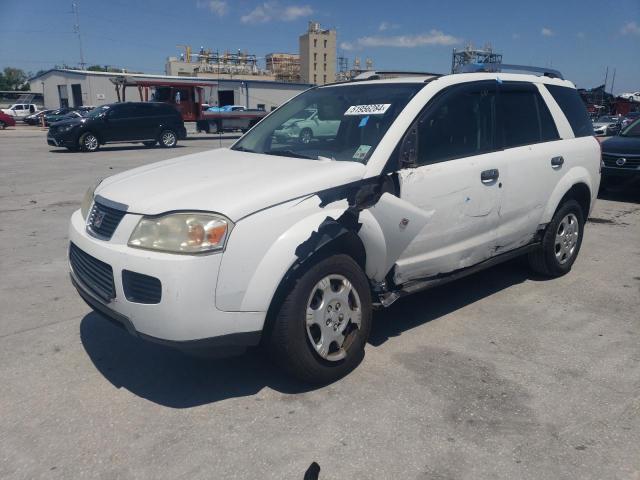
[69,69,600,383]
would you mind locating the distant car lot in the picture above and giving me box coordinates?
[0,128,639,479]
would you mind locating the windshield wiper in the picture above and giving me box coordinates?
[263,149,317,160]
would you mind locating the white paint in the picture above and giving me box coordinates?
[67,72,601,344]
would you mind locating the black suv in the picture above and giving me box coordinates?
[47,102,187,152]
[601,117,640,182]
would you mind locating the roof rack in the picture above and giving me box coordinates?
[458,63,564,79]
[352,70,441,82]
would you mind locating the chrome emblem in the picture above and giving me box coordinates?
[616,157,627,166]
[93,211,105,228]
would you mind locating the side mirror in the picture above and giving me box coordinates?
[399,126,418,168]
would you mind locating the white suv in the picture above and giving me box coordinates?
[69,70,600,383]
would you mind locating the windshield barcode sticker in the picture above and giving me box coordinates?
[344,104,391,116]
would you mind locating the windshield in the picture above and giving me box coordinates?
[85,105,110,119]
[232,83,425,163]
[620,118,640,137]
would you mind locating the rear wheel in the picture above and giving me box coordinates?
[79,132,99,152]
[159,129,177,148]
[268,254,372,384]
[528,199,584,277]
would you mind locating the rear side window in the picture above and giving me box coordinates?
[545,84,594,137]
[497,83,559,148]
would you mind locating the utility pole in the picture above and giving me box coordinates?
[72,1,86,69]
[610,68,617,97]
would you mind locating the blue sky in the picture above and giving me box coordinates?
[1,0,639,93]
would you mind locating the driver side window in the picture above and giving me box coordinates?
[414,82,497,166]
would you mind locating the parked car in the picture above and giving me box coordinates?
[273,107,340,144]
[0,111,17,129]
[592,115,622,136]
[620,92,640,102]
[621,111,640,129]
[69,71,600,383]
[23,109,55,125]
[1,103,39,118]
[600,117,640,182]
[47,102,187,152]
[44,108,79,125]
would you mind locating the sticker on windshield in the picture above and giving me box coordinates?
[344,104,391,116]
[353,144,371,160]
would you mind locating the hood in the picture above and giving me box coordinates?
[601,135,640,155]
[50,117,83,127]
[95,148,367,221]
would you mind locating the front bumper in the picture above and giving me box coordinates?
[47,131,78,148]
[68,208,264,346]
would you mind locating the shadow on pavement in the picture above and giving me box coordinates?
[80,313,311,408]
[49,145,186,154]
[81,259,532,407]
[369,259,531,346]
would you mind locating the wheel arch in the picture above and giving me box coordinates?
[541,167,595,224]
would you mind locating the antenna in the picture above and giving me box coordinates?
[72,1,86,69]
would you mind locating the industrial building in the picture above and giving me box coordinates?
[299,21,337,85]
[28,69,311,111]
[265,53,301,83]
[165,47,277,81]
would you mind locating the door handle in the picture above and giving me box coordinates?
[481,169,499,184]
[551,156,564,168]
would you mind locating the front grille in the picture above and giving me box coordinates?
[69,243,115,302]
[602,154,640,170]
[87,201,127,239]
[122,270,162,304]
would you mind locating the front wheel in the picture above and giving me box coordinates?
[299,128,313,144]
[528,199,585,277]
[79,132,99,152]
[268,254,372,384]
[0,120,6,130]
[159,129,177,148]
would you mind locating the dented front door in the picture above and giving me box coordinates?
[392,153,505,283]
[389,80,505,284]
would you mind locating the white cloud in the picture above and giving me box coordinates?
[541,27,554,37]
[620,21,640,36]
[196,0,228,16]
[353,30,461,48]
[240,2,313,24]
[378,21,399,32]
[282,5,313,20]
[340,41,356,51]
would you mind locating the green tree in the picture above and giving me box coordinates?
[0,67,28,90]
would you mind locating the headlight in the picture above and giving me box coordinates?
[128,213,232,254]
[81,178,102,219]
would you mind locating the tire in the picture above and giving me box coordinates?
[159,129,177,148]
[299,128,313,144]
[0,121,6,130]
[143,141,157,147]
[79,132,99,152]
[528,199,585,277]
[268,254,372,384]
